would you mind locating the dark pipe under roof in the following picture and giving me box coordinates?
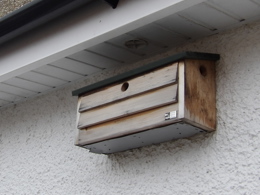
[0,0,119,45]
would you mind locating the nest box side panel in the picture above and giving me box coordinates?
[184,59,216,131]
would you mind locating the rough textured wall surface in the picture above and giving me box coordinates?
[0,0,33,18]
[0,21,259,195]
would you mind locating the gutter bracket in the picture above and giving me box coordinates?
[103,0,119,9]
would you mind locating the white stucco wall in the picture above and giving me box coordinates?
[0,21,259,195]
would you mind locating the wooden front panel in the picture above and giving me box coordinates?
[78,62,178,112]
[78,84,178,129]
[77,104,180,145]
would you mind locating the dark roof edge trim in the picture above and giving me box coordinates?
[0,0,95,45]
[72,51,220,96]
[103,0,119,9]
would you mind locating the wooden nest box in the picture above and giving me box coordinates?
[72,52,220,154]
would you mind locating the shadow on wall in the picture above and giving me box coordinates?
[104,132,216,174]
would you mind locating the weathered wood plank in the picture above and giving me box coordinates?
[78,84,178,129]
[177,61,185,119]
[184,59,216,131]
[78,62,178,112]
[77,104,180,145]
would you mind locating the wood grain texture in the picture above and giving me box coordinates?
[184,59,216,131]
[75,95,83,146]
[77,104,180,145]
[78,62,178,112]
[78,84,178,129]
[177,61,185,119]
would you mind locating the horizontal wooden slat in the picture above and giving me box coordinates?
[77,104,180,146]
[78,84,178,129]
[79,62,178,112]
[83,123,203,154]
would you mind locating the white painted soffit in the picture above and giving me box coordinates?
[0,0,206,82]
[1,0,260,109]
